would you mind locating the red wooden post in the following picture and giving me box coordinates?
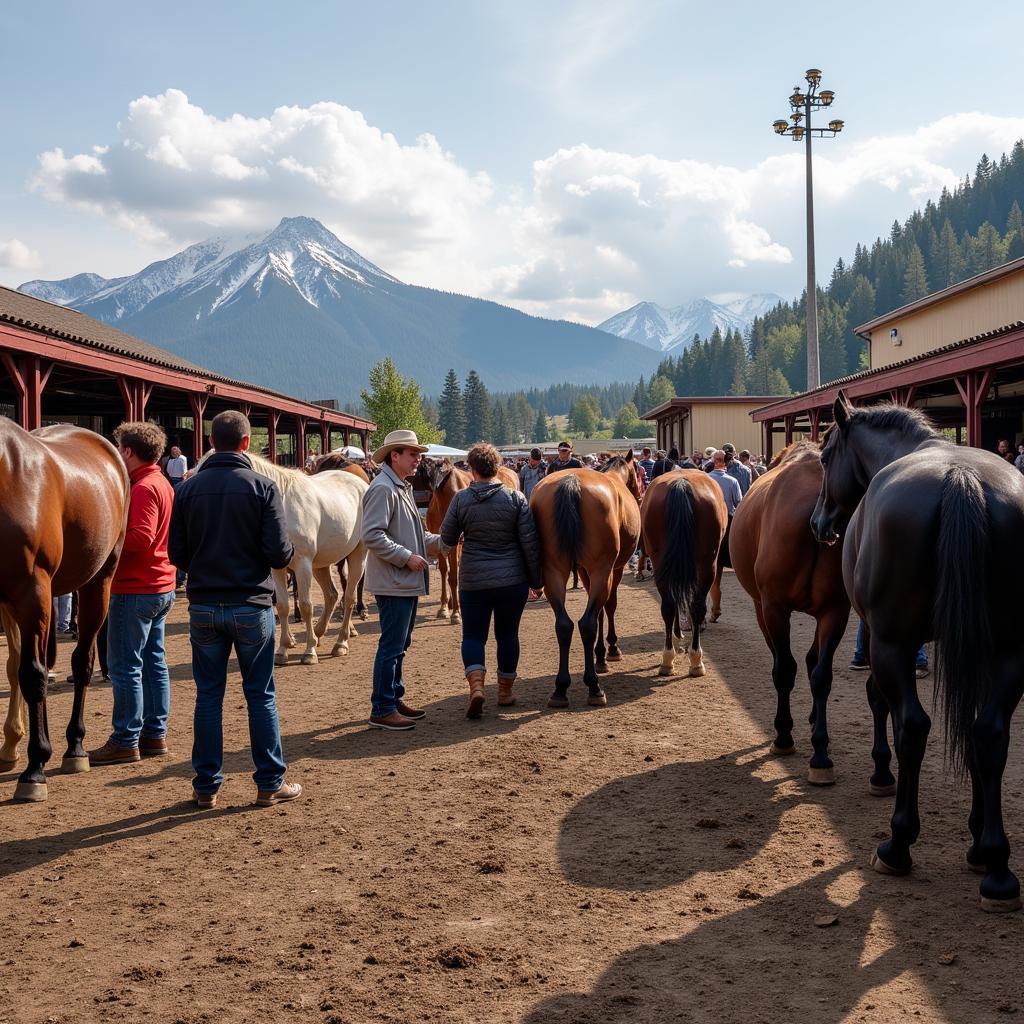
[296,417,306,467]
[954,369,993,448]
[784,415,795,446]
[137,382,153,420]
[319,420,329,452]
[239,401,252,419]
[189,393,209,464]
[116,376,136,420]
[268,410,280,464]
[2,351,28,427]
[763,420,774,462]
[809,407,822,441]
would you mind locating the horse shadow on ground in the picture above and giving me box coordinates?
[529,745,1024,1022]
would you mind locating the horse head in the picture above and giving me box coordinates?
[811,394,864,545]
[599,450,641,503]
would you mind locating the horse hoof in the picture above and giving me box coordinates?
[966,855,987,875]
[285,638,298,649]
[587,691,607,707]
[688,663,706,677]
[710,612,721,623]
[658,665,674,677]
[0,756,17,773]
[331,643,349,657]
[607,650,622,662]
[300,652,319,666]
[436,609,449,620]
[274,653,289,667]
[359,612,368,622]
[981,895,1022,913]
[596,663,609,674]
[547,695,570,709]
[870,850,909,877]
[770,743,796,756]
[13,781,47,802]
[61,755,91,775]
[451,613,461,624]
[869,782,897,797]
[807,766,835,786]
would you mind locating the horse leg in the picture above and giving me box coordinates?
[545,568,573,708]
[293,559,319,665]
[686,580,710,678]
[866,675,896,795]
[658,592,677,677]
[332,548,364,655]
[0,608,25,770]
[605,567,624,661]
[868,637,929,876]
[313,565,339,640]
[345,546,366,639]
[579,567,613,705]
[273,569,294,666]
[291,570,302,624]
[762,603,797,755]
[436,551,451,619]
[62,571,111,773]
[449,548,461,625]
[595,608,608,674]
[709,557,724,623]
[968,654,1024,911]
[805,605,848,786]
[12,583,53,802]
[356,576,368,621]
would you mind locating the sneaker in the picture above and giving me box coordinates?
[139,735,169,758]
[88,740,141,766]
[192,788,218,810]
[368,711,416,731]
[397,702,426,720]
[849,657,870,671]
[256,780,303,807]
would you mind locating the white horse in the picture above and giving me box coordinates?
[194,450,368,665]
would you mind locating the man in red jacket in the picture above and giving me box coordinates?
[89,422,177,766]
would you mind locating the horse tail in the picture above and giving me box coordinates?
[655,475,698,611]
[553,473,583,563]
[934,464,991,773]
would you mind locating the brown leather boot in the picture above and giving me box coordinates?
[466,670,486,719]
[497,674,516,706]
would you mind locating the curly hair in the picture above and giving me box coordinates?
[467,442,500,479]
[113,421,167,464]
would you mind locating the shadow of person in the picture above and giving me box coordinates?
[558,747,798,891]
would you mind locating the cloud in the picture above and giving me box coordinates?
[0,239,41,270]
[29,93,1024,324]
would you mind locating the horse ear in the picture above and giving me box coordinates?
[624,448,634,462]
[833,392,852,430]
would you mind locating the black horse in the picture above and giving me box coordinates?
[811,394,1024,912]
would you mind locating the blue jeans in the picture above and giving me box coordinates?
[107,591,175,747]
[855,621,927,667]
[372,596,418,717]
[188,603,286,795]
[459,582,529,677]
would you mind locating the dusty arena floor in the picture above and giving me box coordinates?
[2,572,1023,1024]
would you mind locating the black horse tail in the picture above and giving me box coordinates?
[553,473,583,564]
[655,475,698,611]
[934,464,992,773]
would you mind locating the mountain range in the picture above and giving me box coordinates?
[19,217,660,402]
[597,294,784,353]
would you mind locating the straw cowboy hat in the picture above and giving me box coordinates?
[372,429,430,464]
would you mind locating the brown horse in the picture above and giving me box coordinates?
[530,453,641,707]
[0,421,129,802]
[496,465,520,492]
[421,460,471,623]
[730,440,858,788]
[640,470,727,679]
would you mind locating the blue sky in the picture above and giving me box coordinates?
[4,0,1024,322]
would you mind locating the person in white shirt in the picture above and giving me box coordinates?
[165,446,188,489]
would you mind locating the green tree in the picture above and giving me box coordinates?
[843,275,875,373]
[646,374,675,407]
[932,219,964,289]
[569,395,601,435]
[360,357,441,449]
[612,401,646,438]
[1007,230,1024,262]
[491,400,511,446]
[901,242,929,304]
[532,406,550,443]
[463,370,492,443]
[438,368,465,448]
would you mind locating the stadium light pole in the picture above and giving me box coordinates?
[772,69,844,391]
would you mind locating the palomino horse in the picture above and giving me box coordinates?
[731,441,864,788]
[0,421,129,802]
[812,395,1024,912]
[530,453,641,707]
[640,470,726,679]
[196,449,368,664]
[419,459,471,624]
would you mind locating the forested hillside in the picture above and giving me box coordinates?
[656,141,1024,397]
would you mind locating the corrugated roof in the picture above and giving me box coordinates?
[0,285,354,411]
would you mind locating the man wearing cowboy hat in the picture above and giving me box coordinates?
[362,429,445,731]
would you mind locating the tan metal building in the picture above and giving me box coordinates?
[641,396,785,456]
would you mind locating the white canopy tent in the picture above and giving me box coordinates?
[424,444,468,458]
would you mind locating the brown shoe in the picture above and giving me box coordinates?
[88,740,140,766]
[466,669,486,719]
[139,736,169,758]
[256,780,303,807]
[192,788,218,810]
[497,675,516,707]
[368,711,416,731]
[397,702,426,720]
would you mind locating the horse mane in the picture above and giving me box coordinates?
[196,448,309,493]
[598,455,629,474]
[313,452,357,473]
[851,402,941,443]
[768,439,821,471]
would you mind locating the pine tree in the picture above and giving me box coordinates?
[1007,200,1024,236]
[463,370,491,443]
[646,375,675,406]
[1008,230,1024,262]
[438,368,465,448]
[491,400,510,446]
[843,275,875,372]
[532,406,549,443]
[901,243,929,304]
[933,219,965,288]
[360,357,442,449]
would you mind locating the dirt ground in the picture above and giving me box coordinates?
[2,571,1023,1024]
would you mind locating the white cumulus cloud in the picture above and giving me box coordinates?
[0,239,42,270]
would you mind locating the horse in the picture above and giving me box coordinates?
[419,459,471,623]
[811,395,1024,912]
[0,421,129,802]
[730,440,865,788]
[196,448,368,665]
[496,465,520,492]
[530,453,641,707]
[640,469,727,680]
